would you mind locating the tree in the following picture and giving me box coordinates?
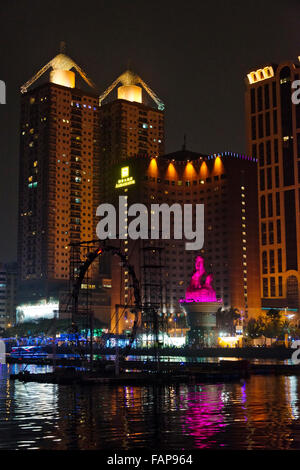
[246,317,265,339]
[266,308,281,321]
[216,307,241,336]
[263,310,283,340]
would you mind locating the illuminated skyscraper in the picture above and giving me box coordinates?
[0,262,17,329]
[97,70,165,331]
[245,59,300,313]
[98,69,165,200]
[18,51,101,317]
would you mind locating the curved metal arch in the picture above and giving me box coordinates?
[71,243,141,358]
[21,53,97,94]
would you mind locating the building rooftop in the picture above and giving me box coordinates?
[161,148,207,161]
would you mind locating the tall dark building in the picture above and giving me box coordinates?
[245,59,300,314]
[98,70,165,202]
[0,262,17,329]
[97,70,166,330]
[17,52,101,320]
[105,150,260,333]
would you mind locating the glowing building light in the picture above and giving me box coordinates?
[247,66,274,84]
[166,162,177,180]
[213,156,224,174]
[184,162,197,179]
[50,69,75,88]
[115,166,136,189]
[200,161,208,179]
[148,157,159,177]
[218,335,243,348]
[118,85,142,103]
[16,301,59,323]
[121,166,129,178]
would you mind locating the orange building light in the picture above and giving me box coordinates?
[213,156,224,174]
[148,157,159,177]
[184,162,197,179]
[166,162,177,180]
[200,161,208,179]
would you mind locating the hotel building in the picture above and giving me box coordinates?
[105,150,261,333]
[17,51,104,321]
[96,72,260,333]
[97,70,165,331]
[245,58,300,314]
[0,263,17,329]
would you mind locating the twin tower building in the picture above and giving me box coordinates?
[16,48,300,331]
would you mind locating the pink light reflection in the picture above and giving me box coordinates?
[180,385,227,448]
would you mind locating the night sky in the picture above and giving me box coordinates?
[0,0,299,262]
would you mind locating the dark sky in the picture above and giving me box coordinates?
[0,0,299,262]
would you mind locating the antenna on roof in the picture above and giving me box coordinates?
[60,41,66,54]
[182,134,187,151]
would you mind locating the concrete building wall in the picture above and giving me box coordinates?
[18,82,100,306]
[245,59,300,315]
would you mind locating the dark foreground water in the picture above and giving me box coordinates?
[1,363,300,450]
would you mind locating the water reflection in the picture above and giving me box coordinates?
[1,364,300,449]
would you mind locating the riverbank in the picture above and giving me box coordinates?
[44,345,295,359]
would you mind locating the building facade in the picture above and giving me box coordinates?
[104,150,261,333]
[0,263,17,329]
[97,72,166,331]
[17,53,103,321]
[245,59,300,314]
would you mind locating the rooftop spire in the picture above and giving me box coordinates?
[59,41,66,54]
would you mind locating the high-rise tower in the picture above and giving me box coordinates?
[98,70,164,197]
[97,70,165,331]
[245,59,300,314]
[109,150,260,334]
[18,50,101,318]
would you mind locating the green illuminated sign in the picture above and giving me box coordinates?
[115,166,135,189]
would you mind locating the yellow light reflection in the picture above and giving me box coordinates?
[184,162,197,179]
[166,162,177,179]
[200,161,208,179]
[213,156,224,174]
[247,66,274,84]
[148,157,158,177]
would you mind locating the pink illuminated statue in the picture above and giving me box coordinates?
[184,256,217,302]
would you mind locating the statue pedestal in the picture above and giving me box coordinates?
[181,301,222,347]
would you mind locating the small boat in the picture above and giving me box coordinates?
[10,346,48,358]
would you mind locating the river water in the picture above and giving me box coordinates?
[1,363,300,450]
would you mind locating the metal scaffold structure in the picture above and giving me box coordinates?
[67,240,142,368]
[141,244,168,367]
[69,241,96,343]
[64,237,171,372]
